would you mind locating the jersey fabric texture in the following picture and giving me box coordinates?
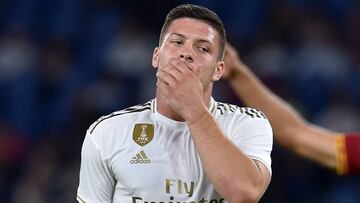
[77,98,273,203]
[336,133,360,175]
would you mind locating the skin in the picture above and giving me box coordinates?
[223,43,338,170]
[152,17,271,202]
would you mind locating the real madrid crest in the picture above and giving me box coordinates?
[133,123,154,146]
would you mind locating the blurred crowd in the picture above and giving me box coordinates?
[0,0,359,202]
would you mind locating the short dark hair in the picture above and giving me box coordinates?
[159,4,226,60]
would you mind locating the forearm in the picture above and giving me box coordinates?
[229,66,306,147]
[188,108,268,203]
[229,64,337,169]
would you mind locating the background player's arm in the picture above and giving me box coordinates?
[223,43,338,170]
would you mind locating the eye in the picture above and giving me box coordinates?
[199,47,209,53]
[171,40,183,45]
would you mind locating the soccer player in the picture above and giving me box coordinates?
[77,4,273,203]
[223,43,360,175]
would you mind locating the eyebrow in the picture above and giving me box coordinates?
[169,33,212,45]
[169,33,185,38]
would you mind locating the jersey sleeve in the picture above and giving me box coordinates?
[231,117,273,175]
[77,131,115,203]
[336,133,360,175]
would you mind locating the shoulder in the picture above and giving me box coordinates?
[88,100,153,135]
[214,101,272,138]
[215,101,268,121]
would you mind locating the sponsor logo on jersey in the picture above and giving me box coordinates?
[131,178,224,202]
[131,196,225,203]
[133,123,154,146]
[130,150,151,164]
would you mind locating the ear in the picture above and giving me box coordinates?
[152,47,160,69]
[212,61,224,81]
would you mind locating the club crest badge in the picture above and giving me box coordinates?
[133,123,154,146]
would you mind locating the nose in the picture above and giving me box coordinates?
[179,54,193,63]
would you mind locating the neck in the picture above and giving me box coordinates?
[156,84,213,121]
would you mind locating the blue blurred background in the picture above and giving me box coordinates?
[0,0,360,202]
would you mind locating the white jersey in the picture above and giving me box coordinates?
[77,98,273,203]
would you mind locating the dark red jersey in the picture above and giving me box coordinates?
[336,133,360,175]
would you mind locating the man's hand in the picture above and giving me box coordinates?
[223,43,247,80]
[156,58,206,123]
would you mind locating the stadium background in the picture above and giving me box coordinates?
[0,0,360,202]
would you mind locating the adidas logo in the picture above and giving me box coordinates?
[130,150,151,164]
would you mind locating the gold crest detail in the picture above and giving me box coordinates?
[133,123,154,146]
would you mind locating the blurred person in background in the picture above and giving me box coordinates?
[77,4,273,203]
[223,43,360,175]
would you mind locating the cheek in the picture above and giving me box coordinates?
[158,50,173,65]
[199,65,216,80]
[157,53,166,66]
[196,57,215,71]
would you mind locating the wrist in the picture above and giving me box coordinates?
[185,105,208,125]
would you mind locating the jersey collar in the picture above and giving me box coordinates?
[151,98,217,128]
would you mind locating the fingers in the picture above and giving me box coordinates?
[156,59,191,97]
[156,59,188,87]
[225,42,235,53]
[223,43,241,80]
[157,58,196,83]
[156,75,171,94]
[169,58,194,74]
[225,43,241,62]
[158,63,183,81]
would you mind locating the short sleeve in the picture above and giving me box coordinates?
[77,131,115,203]
[231,118,273,175]
[337,132,360,175]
